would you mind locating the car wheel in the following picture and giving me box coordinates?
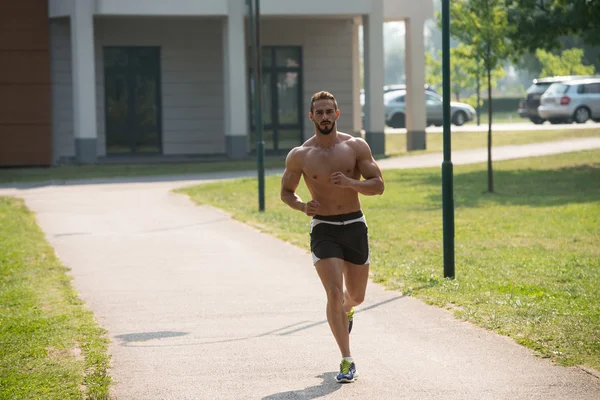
[573,107,591,124]
[390,113,406,129]
[452,111,467,126]
[530,117,545,125]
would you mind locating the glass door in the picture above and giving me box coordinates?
[104,47,162,155]
[249,46,303,154]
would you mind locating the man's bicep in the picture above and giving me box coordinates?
[281,168,302,193]
[355,140,383,180]
[358,158,383,180]
[281,149,303,193]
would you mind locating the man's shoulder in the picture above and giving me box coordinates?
[339,133,369,149]
[285,140,315,165]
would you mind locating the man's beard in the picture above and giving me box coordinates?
[315,120,335,135]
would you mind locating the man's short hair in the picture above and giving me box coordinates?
[310,91,338,113]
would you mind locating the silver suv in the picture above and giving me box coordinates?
[538,78,600,124]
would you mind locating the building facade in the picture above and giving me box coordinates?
[0,0,432,166]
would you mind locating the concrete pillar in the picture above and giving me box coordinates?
[362,0,385,155]
[352,17,362,137]
[71,0,98,163]
[405,17,427,151]
[224,0,249,159]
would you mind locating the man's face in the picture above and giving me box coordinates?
[310,99,340,135]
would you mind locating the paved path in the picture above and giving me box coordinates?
[1,139,599,399]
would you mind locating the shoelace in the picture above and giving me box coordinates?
[340,359,352,375]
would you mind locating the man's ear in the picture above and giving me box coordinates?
[336,109,341,118]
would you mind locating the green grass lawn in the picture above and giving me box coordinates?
[1,128,598,184]
[177,149,600,371]
[384,127,600,158]
[0,198,111,399]
[468,111,522,124]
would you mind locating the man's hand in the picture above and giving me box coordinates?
[303,200,321,216]
[330,172,355,188]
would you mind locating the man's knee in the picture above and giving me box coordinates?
[325,286,344,309]
[348,291,365,306]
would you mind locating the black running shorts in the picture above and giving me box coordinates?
[309,210,370,265]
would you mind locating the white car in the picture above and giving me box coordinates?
[538,78,600,124]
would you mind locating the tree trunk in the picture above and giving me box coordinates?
[487,66,494,193]
[476,63,481,126]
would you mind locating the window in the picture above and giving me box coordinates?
[248,46,303,154]
[583,83,600,94]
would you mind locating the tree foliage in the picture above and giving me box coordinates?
[426,44,505,101]
[506,0,600,56]
[536,48,596,78]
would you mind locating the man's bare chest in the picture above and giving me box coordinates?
[302,151,358,183]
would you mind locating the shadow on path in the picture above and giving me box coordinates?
[261,371,342,400]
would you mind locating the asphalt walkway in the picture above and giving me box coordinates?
[1,138,599,399]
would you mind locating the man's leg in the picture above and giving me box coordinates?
[314,257,350,357]
[343,262,370,314]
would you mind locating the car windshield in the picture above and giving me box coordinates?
[526,83,552,94]
[544,83,569,95]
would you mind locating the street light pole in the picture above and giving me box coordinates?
[442,0,455,279]
[248,0,265,212]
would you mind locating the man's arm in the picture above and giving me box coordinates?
[280,148,313,214]
[330,138,384,196]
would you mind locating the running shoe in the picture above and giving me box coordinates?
[336,358,358,383]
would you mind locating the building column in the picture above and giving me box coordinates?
[405,17,427,151]
[351,17,362,137]
[71,0,97,163]
[224,0,249,159]
[362,0,385,156]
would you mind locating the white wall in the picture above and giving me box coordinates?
[259,0,370,16]
[95,0,228,16]
[95,17,226,156]
[50,0,431,22]
[50,15,359,160]
[383,0,434,21]
[260,18,356,141]
[50,17,227,160]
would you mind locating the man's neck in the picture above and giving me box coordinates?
[315,130,337,148]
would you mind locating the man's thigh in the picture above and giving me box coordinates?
[343,261,370,298]
[315,258,345,291]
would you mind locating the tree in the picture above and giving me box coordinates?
[536,48,596,78]
[425,52,443,87]
[426,44,505,104]
[506,0,600,56]
[449,0,515,193]
[451,44,506,125]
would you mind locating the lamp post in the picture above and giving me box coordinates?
[248,0,265,211]
[441,0,455,278]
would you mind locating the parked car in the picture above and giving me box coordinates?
[384,84,439,94]
[518,75,596,124]
[538,78,600,124]
[359,84,438,107]
[384,90,476,128]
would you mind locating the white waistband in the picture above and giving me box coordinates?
[310,215,367,233]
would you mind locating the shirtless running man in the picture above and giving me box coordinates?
[280,91,385,383]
